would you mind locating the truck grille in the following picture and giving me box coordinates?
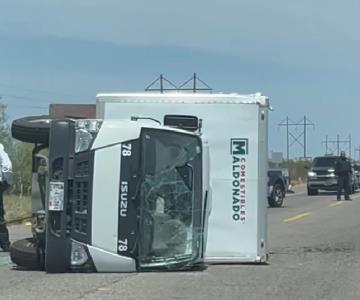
[75,161,90,177]
[316,170,330,176]
[74,181,89,214]
[71,152,94,244]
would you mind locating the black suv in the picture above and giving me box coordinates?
[307,156,358,196]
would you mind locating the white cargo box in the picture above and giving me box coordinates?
[96,93,269,263]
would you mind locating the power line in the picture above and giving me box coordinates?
[322,135,352,157]
[178,73,212,92]
[145,73,212,93]
[145,74,178,92]
[278,116,315,160]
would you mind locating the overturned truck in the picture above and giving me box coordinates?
[11,112,211,272]
[10,92,270,272]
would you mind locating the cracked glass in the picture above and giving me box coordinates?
[138,129,202,269]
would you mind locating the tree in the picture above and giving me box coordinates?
[0,100,33,194]
[0,101,12,150]
[11,142,33,195]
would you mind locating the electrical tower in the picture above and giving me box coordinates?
[278,116,315,160]
[145,73,212,93]
[322,135,352,158]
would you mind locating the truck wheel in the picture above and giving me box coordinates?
[11,115,50,145]
[10,238,42,270]
[268,183,284,207]
[307,187,318,196]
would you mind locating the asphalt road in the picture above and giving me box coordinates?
[1,186,360,300]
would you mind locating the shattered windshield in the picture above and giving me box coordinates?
[138,128,202,268]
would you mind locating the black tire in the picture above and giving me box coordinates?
[11,115,50,145]
[10,238,42,270]
[268,183,285,207]
[307,187,319,196]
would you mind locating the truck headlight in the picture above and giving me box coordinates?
[329,172,336,177]
[308,171,316,177]
[71,241,89,266]
[75,120,103,153]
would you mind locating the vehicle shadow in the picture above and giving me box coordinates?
[316,190,359,196]
[317,191,337,196]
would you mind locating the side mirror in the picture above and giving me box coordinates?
[304,166,309,170]
[164,115,200,132]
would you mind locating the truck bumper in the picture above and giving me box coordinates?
[307,178,338,190]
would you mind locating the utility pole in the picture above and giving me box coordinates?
[278,116,315,160]
[286,116,289,161]
[322,135,352,158]
[354,146,360,161]
[193,73,197,93]
[160,74,164,93]
[145,74,178,93]
[325,135,328,154]
[178,73,212,93]
[349,135,352,159]
[303,116,315,159]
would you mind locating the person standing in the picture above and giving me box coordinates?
[0,143,12,251]
[335,151,352,201]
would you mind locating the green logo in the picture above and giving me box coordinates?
[231,138,248,155]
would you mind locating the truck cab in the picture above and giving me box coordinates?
[10,115,211,273]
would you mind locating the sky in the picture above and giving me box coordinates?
[0,0,360,159]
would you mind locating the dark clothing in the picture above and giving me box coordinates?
[335,158,352,200]
[335,158,352,176]
[337,175,350,200]
[0,182,10,250]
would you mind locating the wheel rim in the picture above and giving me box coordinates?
[274,186,284,204]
